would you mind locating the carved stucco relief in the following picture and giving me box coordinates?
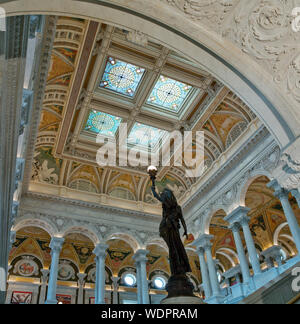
[160,0,300,105]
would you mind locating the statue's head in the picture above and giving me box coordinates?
[161,188,178,208]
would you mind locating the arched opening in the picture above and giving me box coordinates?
[245,176,300,257]
[7,226,51,304]
[208,210,236,277]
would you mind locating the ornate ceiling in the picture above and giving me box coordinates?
[28,16,258,210]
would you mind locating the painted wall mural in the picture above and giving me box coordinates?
[32,147,62,185]
[11,291,32,304]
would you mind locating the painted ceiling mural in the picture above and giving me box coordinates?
[29,18,258,208]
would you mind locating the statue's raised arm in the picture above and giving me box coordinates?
[151,182,162,202]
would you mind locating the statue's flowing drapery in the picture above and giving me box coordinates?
[151,186,192,276]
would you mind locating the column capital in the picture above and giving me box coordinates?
[49,237,64,253]
[268,179,289,199]
[111,276,120,289]
[229,222,241,233]
[193,234,214,251]
[132,249,149,263]
[196,247,205,256]
[93,243,108,258]
[77,273,87,286]
[40,269,49,283]
[224,206,250,226]
[291,189,300,199]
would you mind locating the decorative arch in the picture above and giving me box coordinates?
[13,216,58,238]
[203,207,228,235]
[238,172,273,207]
[273,222,289,246]
[104,232,142,253]
[145,237,168,254]
[216,249,236,268]
[2,0,298,148]
[62,226,101,246]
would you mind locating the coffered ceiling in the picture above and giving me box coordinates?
[28,16,258,210]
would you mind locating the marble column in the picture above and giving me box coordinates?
[111,276,120,304]
[39,269,49,304]
[77,273,87,304]
[196,247,212,299]
[230,223,251,283]
[268,180,300,253]
[135,264,142,304]
[93,243,108,305]
[206,247,221,296]
[133,249,149,304]
[240,216,262,275]
[226,207,261,275]
[194,235,221,298]
[45,237,64,304]
[291,189,300,209]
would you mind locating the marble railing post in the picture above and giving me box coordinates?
[196,247,212,299]
[77,273,87,304]
[230,223,251,283]
[268,180,300,253]
[111,276,120,304]
[39,269,49,304]
[93,243,108,305]
[133,249,149,304]
[45,237,64,304]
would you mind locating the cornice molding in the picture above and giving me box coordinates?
[22,191,161,222]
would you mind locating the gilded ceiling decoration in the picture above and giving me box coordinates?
[28,17,257,211]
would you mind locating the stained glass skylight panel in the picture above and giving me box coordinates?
[84,110,122,137]
[99,57,145,97]
[147,75,192,111]
[128,123,167,149]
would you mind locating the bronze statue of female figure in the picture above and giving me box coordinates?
[148,166,197,299]
[151,184,192,276]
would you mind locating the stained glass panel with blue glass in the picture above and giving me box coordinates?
[128,123,167,149]
[84,110,122,137]
[99,57,145,97]
[147,75,192,111]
